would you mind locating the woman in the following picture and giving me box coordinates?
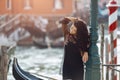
[60,17,90,80]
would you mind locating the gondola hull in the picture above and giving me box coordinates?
[12,57,43,80]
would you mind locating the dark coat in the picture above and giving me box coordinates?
[60,18,90,80]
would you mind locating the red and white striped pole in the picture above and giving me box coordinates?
[107,0,119,80]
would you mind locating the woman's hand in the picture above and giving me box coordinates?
[82,52,88,63]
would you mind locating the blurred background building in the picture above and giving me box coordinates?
[0,0,120,48]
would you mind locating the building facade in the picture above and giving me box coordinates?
[0,0,74,16]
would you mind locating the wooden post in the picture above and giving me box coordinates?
[0,46,9,80]
[100,24,104,80]
[107,0,119,79]
[105,38,109,80]
[110,33,115,80]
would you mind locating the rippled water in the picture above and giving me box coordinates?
[8,46,64,80]
[7,39,120,80]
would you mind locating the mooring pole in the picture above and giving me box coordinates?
[106,0,119,80]
[0,46,9,80]
[0,38,16,80]
[85,0,101,80]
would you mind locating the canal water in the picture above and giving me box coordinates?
[8,46,64,80]
[7,39,120,80]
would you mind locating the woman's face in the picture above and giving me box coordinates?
[70,24,77,35]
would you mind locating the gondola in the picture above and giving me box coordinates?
[12,57,43,80]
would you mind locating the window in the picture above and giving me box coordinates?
[54,0,63,10]
[6,0,12,10]
[24,0,32,10]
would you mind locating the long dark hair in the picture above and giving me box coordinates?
[74,19,90,52]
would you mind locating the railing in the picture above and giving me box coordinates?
[100,24,120,80]
[0,14,7,20]
[0,14,8,26]
[0,14,21,33]
[102,64,120,80]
